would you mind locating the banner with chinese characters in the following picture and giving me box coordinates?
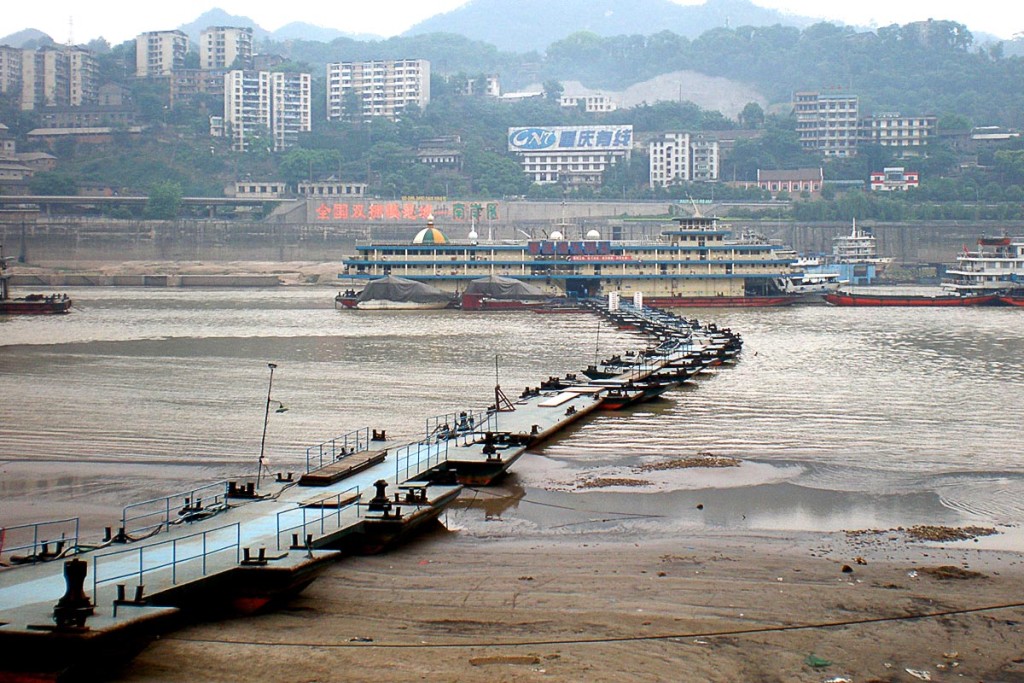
[507,125,633,152]
[312,201,499,222]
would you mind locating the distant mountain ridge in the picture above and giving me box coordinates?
[404,0,817,52]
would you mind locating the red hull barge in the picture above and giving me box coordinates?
[999,294,1024,307]
[0,295,72,315]
[643,295,797,308]
[824,292,998,307]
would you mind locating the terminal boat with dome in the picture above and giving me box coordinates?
[339,213,799,308]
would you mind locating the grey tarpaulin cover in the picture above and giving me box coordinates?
[356,275,452,303]
[464,275,547,299]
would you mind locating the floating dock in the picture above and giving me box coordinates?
[0,300,742,681]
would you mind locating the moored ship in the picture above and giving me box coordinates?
[340,213,798,307]
[823,290,998,307]
[1,244,72,315]
[801,219,893,286]
[943,235,1024,295]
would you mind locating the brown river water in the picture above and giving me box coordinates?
[2,287,1023,548]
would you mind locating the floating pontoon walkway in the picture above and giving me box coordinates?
[0,300,742,680]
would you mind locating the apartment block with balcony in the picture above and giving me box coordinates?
[326,59,430,121]
[20,48,69,110]
[136,30,189,77]
[649,132,720,188]
[859,112,936,153]
[270,72,311,152]
[224,70,311,152]
[0,46,22,95]
[200,26,253,71]
[794,91,860,157]
[66,46,98,106]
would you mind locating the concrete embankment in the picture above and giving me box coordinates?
[10,274,284,287]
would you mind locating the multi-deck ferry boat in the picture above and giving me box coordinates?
[802,219,892,286]
[340,214,798,307]
[943,235,1024,295]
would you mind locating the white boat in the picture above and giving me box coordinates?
[774,272,845,295]
[943,235,1024,294]
[831,219,893,266]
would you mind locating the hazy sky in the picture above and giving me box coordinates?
[1,0,1020,45]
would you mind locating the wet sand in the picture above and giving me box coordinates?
[6,462,1024,682]
[115,529,1024,683]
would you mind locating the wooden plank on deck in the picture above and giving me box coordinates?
[298,449,388,487]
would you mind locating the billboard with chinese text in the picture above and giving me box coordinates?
[311,201,498,222]
[507,126,633,152]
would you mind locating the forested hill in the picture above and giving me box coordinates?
[272,18,1023,128]
[540,20,1019,125]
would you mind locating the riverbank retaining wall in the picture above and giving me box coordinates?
[2,211,1021,267]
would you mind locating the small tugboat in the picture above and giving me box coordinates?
[0,244,72,314]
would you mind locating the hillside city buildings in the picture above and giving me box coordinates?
[326,59,431,122]
[507,125,634,186]
[135,30,189,77]
[199,26,253,71]
[649,132,720,188]
[224,70,311,152]
[0,22,991,196]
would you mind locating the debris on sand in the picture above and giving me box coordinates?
[638,453,740,471]
[845,525,997,543]
[469,655,541,666]
[905,525,997,542]
[918,566,985,581]
[577,477,651,489]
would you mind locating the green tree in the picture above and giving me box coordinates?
[144,181,183,219]
[28,172,77,196]
[738,102,765,129]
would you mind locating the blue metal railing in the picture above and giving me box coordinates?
[306,427,372,473]
[274,486,361,550]
[121,481,231,537]
[91,522,241,603]
[394,439,449,482]
[425,408,496,445]
[0,517,80,563]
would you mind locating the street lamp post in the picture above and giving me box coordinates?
[257,362,277,489]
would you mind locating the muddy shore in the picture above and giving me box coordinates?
[115,530,1024,682]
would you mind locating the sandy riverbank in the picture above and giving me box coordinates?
[113,529,1024,682]
[5,460,1023,682]
[10,260,345,286]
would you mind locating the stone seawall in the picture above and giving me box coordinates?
[2,214,1022,267]
[9,273,284,287]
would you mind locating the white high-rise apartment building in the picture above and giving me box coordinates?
[136,30,189,77]
[15,45,98,110]
[225,70,311,152]
[649,133,720,188]
[794,90,860,157]
[326,59,430,121]
[200,26,253,70]
[0,46,22,95]
[270,72,311,152]
[66,46,98,106]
